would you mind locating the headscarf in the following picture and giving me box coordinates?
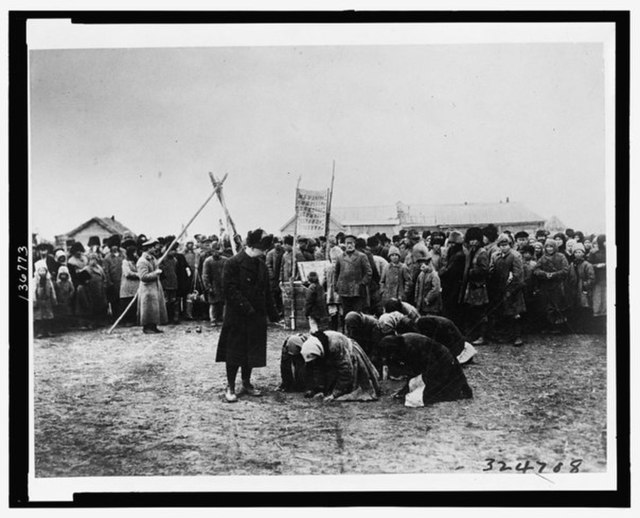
[544,238,558,254]
[301,336,324,363]
[378,311,404,335]
[496,233,512,246]
[56,265,73,287]
[284,334,307,356]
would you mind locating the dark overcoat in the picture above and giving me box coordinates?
[489,249,526,316]
[215,250,278,367]
[396,333,472,405]
[415,315,466,358]
[439,243,466,323]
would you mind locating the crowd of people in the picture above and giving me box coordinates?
[31,222,607,407]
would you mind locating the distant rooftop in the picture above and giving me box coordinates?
[398,201,545,227]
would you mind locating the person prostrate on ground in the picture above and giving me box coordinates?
[376,332,473,407]
[300,330,381,402]
[278,333,310,393]
[215,229,280,403]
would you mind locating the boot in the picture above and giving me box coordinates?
[224,385,238,403]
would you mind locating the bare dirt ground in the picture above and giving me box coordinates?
[33,322,607,477]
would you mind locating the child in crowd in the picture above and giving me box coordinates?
[414,257,442,315]
[533,239,570,333]
[304,271,329,332]
[380,245,411,304]
[520,244,541,332]
[53,266,75,332]
[325,245,343,331]
[33,265,57,338]
[568,243,595,333]
[489,234,525,346]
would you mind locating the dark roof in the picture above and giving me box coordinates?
[62,217,133,238]
[400,202,545,227]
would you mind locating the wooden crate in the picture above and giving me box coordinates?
[281,282,309,330]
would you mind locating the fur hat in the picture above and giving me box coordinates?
[514,231,529,240]
[36,242,54,253]
[430,232,445,245]
[344,234,357,242]
[496,233,512,246]
[87,235,101,247]
[121,238,136,249]
[69,242,85,255]
[448,230,464,245]
[355,237,367,249]
[246,228,268,249]
[366,236,379,247]
[283,235,294,246]
[535,229,548,238]
[106,234,122,248]
[482,224,498,243]
[388,245,400,257]
[407,229,420,241]
[465,227,484,243]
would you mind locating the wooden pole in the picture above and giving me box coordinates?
[290,176,302,330]
[325,160,336,260]
[208,172,241,255]
[107,174,228,334]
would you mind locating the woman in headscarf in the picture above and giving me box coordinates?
[376,333,473,407]
[300,330,381,402]
[343,311,383,357]
[53,265,75,332]
[278,333,309,393]
[76,252,108,328]
[533,238,570,333]
[33,265,57,338]
[588,234,607,333]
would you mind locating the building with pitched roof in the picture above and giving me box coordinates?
[55,216,134,248]
[280,200,545,237]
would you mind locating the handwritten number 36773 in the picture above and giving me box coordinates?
[483,458,582,473]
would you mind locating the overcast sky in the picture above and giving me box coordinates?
[29,42,607,241]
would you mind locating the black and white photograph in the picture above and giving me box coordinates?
[8,7,631,508]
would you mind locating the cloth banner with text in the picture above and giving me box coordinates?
[295,188,329,237]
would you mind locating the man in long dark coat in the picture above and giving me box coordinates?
[215,229,279,403]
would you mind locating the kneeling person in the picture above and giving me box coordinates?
[376,332,473,407]
[301,330,381,402]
